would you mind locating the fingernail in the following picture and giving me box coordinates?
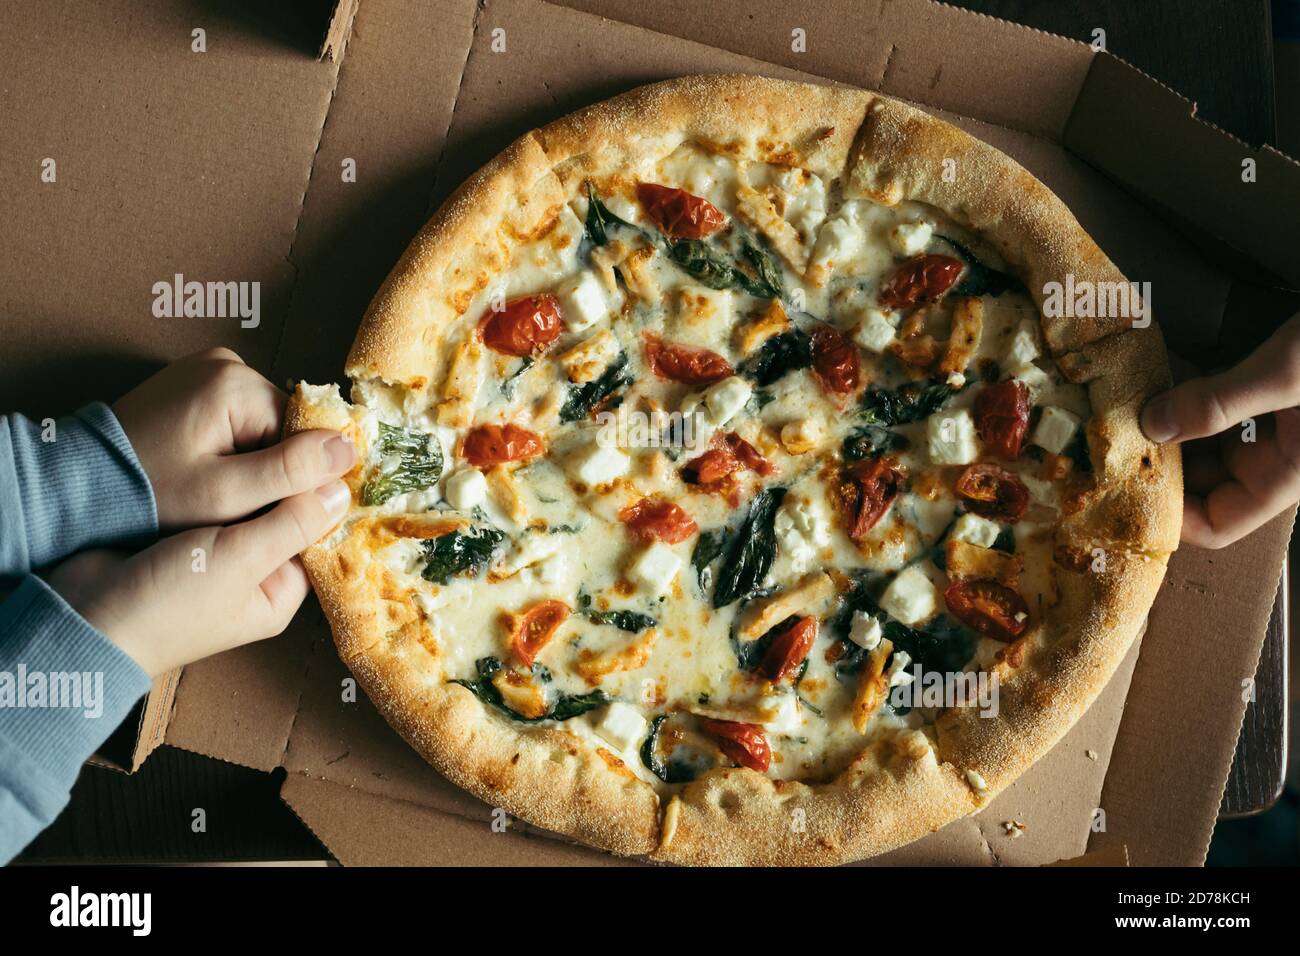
[316,480,351,514]
[1141,395,1179,443]
[323,434,355,472]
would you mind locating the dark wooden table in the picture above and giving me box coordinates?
[15,0,1289,863]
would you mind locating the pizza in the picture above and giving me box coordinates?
[285,75,1181,865]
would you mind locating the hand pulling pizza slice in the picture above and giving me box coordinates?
[285,76,1182,866]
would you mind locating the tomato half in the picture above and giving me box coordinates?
[974,379,1030,460]
[460,423,545,468]
[618,497,699,545]
[510,599,571,667]
[683,432,773,487]
[636,182,727,239]
[878,254,964,310]
[698,718,772,772]
[835,457,905,542]
[943,579,1029,642]
[809,323,862,395]
[953,463,1030,522]
[644,333,735,386]
[759,616,819,684]
[477,294,563,356]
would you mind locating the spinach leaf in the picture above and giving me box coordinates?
[937,234,1019,299]
[691,528,728,595]
[842,423,907,461]
[992,526,1016,553]
[1064,428,1093,474]
[664,238,745,291]
[361,421,444,506]
[583,183,638,247]
[420,525,506,585]
[712,487,786,608]
[559,352,632,423]
[576,592,656,633]
[739,235,783,299]
[640,714,713,784]
[500,356,534,399]
[885,616,977,675]
[860,378,958,426]
[738,329,812,386]
[451,657,611,723]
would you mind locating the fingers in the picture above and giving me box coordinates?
[1141,316,1300,443]
[221,365,288,451]
[210,429,355,519]
[256,556,311,633]
[220,480,351,579]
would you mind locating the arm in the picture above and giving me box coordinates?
[0,404,157,583]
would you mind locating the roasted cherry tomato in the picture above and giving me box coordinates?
[974,379,1031,460]
[835,457,905,542]
[478,293,563,356]
[618,497,699,545]
[644,333,735,386]
[954,463,1030,522]
[510,600,571,667]
[759,616,819,684]
[809,323,862,395]
[698,718,771,773]
[878,254,964,310]
[460,423,545,468]
[683,432,773,486]
[636,182,727,239]
[943,579,1029,642]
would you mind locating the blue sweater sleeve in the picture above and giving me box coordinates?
[0,403,157,583]
[0,575,151,864]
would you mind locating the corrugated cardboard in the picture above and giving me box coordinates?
[3,0,1292,864]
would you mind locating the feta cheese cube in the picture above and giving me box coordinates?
[628,541,682,596]
[443,468,487,511]
[1022,473,1060,507]
[1011,363,1051,400]
[890,219,933,257]
[761,694,803,735]
[951,513,1002,549]
[558,270,616,332]
[1006,321,1040,367]
[595,701,649,751]
[855,307,898,353]
[569,443,630,487]
[847,611,882,650]
[927,409,979,465]
[780,418,823,455]
[811,214,861,271]
[701,375,752,427]
[1031,405,1081,454]
[880,566,938,626]
[886,649,914,688]
[775,496,831,572]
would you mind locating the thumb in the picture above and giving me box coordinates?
[210,429,355,520]
[220,480,351,580]
[1141,318,1300,443]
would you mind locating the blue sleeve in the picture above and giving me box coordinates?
[0,403,157,584]
[0,575,151,864]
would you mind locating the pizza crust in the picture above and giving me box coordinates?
[286,75,1182,866]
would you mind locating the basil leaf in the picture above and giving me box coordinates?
[559,352,632,423]
[860,378,958,426]
[420,525,506,585]
[936,234,1018,299]
[842,424,906,461]
[361,422,444,506]
[584,183,637,247]
[664,238,743,291]
[738,236,783,299]
[451,656,611,724]
[738,329,812,386]
[640,714,711,784]
[690,528,728,595]
[712,487,786,608]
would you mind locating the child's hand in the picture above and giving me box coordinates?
[1141,314,1300,549]
[113,348,355,530]
[46,480,350,676]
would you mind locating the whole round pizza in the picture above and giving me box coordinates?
[286,75,1182,865]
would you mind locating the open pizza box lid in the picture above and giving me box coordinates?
[2,0,1293,864]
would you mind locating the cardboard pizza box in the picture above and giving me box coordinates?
[2,0,1295,865]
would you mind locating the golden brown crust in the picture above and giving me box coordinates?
[289,75,1182,866]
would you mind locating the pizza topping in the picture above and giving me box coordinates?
[644,332,735,385]
[809,323,862,395]
[878,254,964,310]
[711,486,786,608]
[833,457,904,542]
[421,525,506,585]
[478,293,564,356]
[860,377,959,425]
[636,182,726,239]
[954,463,1030,522]
[943,579,1029,642]
[974,379,1030,460]
[758,615,819,683]
[461,423,545,468]
[698,717,771,772]
[619,497,699,545]
[508,599,571,667]
[683,431,775,489]
[560,353,633,423]
[361,421,445,506]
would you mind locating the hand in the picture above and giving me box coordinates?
[113,348,355,530]
[1141,314,1300,549]
[45,481,351,676]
